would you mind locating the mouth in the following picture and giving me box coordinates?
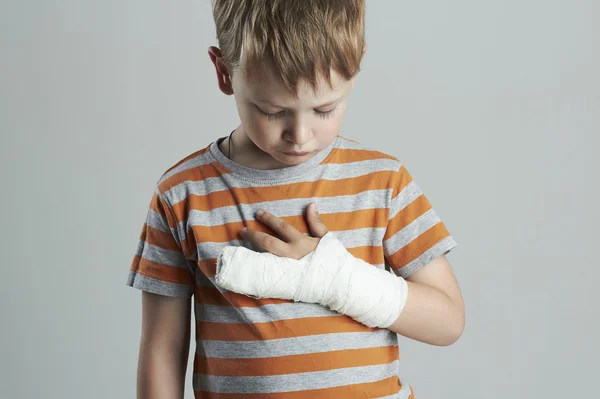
[283,151,310,156]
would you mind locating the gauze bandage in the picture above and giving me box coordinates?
[215,232,408,328]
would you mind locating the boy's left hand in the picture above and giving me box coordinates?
[240,203,329,260]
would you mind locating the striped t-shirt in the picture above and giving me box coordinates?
[127,134,457,398]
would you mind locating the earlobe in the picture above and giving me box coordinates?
[208,46,234,95]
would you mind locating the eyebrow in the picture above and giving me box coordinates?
[255,95,345,110]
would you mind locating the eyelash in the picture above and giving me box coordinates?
[258,107,337,121]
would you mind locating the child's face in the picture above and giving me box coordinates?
[229,67,354,168]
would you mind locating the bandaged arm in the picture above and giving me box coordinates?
[215,232,408,329]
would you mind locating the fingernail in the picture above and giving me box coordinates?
[241,227,247,234]
[257,210,264,217]
[312,202,318,211]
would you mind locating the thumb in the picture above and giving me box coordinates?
[307,202,328,238]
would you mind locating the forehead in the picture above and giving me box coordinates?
[236,67,352,106]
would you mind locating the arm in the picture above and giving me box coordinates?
[217,231,464,346]
[387,254,465,346]
[220,206,464,346]
[137,291,191,399]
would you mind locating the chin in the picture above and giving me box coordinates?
[283,151,315,160]
[270,153,309,166]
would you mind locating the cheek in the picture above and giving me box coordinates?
[315,109,347,138]
[238,108,280,145]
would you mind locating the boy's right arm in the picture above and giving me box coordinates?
[137,291,191,399]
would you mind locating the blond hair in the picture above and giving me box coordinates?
[212,0,366,93]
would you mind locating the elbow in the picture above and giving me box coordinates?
[434,305,465,346]
[433,323,464,347]
[443,323,464,346]
[442,308,465,346]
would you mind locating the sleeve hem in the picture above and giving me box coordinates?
[395,236,458,279]
[126,270,193,298]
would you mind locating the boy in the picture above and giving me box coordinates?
[127,1,465,398]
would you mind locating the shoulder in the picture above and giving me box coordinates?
[333,135,406,179]
[153,142,218,203]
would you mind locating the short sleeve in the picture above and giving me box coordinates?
[383,165,458,278]
[126,188,194,298]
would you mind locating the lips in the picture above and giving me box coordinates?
[284,151,310,156]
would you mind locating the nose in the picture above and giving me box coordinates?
[285,116,313,147]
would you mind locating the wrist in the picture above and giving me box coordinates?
[299,232,408,328]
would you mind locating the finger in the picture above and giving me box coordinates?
[256,210,303,242]
[241,228,287,257]
[306,202,329,238]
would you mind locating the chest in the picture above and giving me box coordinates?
[185,180,389,267]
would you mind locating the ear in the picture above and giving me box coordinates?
[208,46,234,95]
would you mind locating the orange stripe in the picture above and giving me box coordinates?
[195,346,398,376]
[189,208,388,244]
[193,376,402,399]
[384,194,432,239]
[143,225,183,252]
[391,165,414,198]
[326,147,398,164]
[388,222,451,272]
[197,316,375,341]
[156,147,212,192]
[196,259,217,279]
[148,192,163,214]
[130,255,193,285]
[171,171,393,219]
[160,161,227,194]
[148,192,180,231]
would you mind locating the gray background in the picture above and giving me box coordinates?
[1,0,598,398]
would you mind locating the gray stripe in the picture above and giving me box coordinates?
[196,330,397,359]
[145,208,170,232]
[195,302,341,324]
[194,229,385,262]
[193,360,399,393]
[158,150,213,185]
[170,223,187,248]
[163,158,399,206]
[384,209,441,256]
[389,181,423,220]
[149,189,187,248]
[126,270,192,298]
[134,239,144,259]
[396,236,458,278]
[137,242,188,268]
[184,189,392,229]
[334,227,385,249]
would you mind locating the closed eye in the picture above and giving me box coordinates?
[257,106,286,120]
[256,106,338,121]
[314,107,337,120]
